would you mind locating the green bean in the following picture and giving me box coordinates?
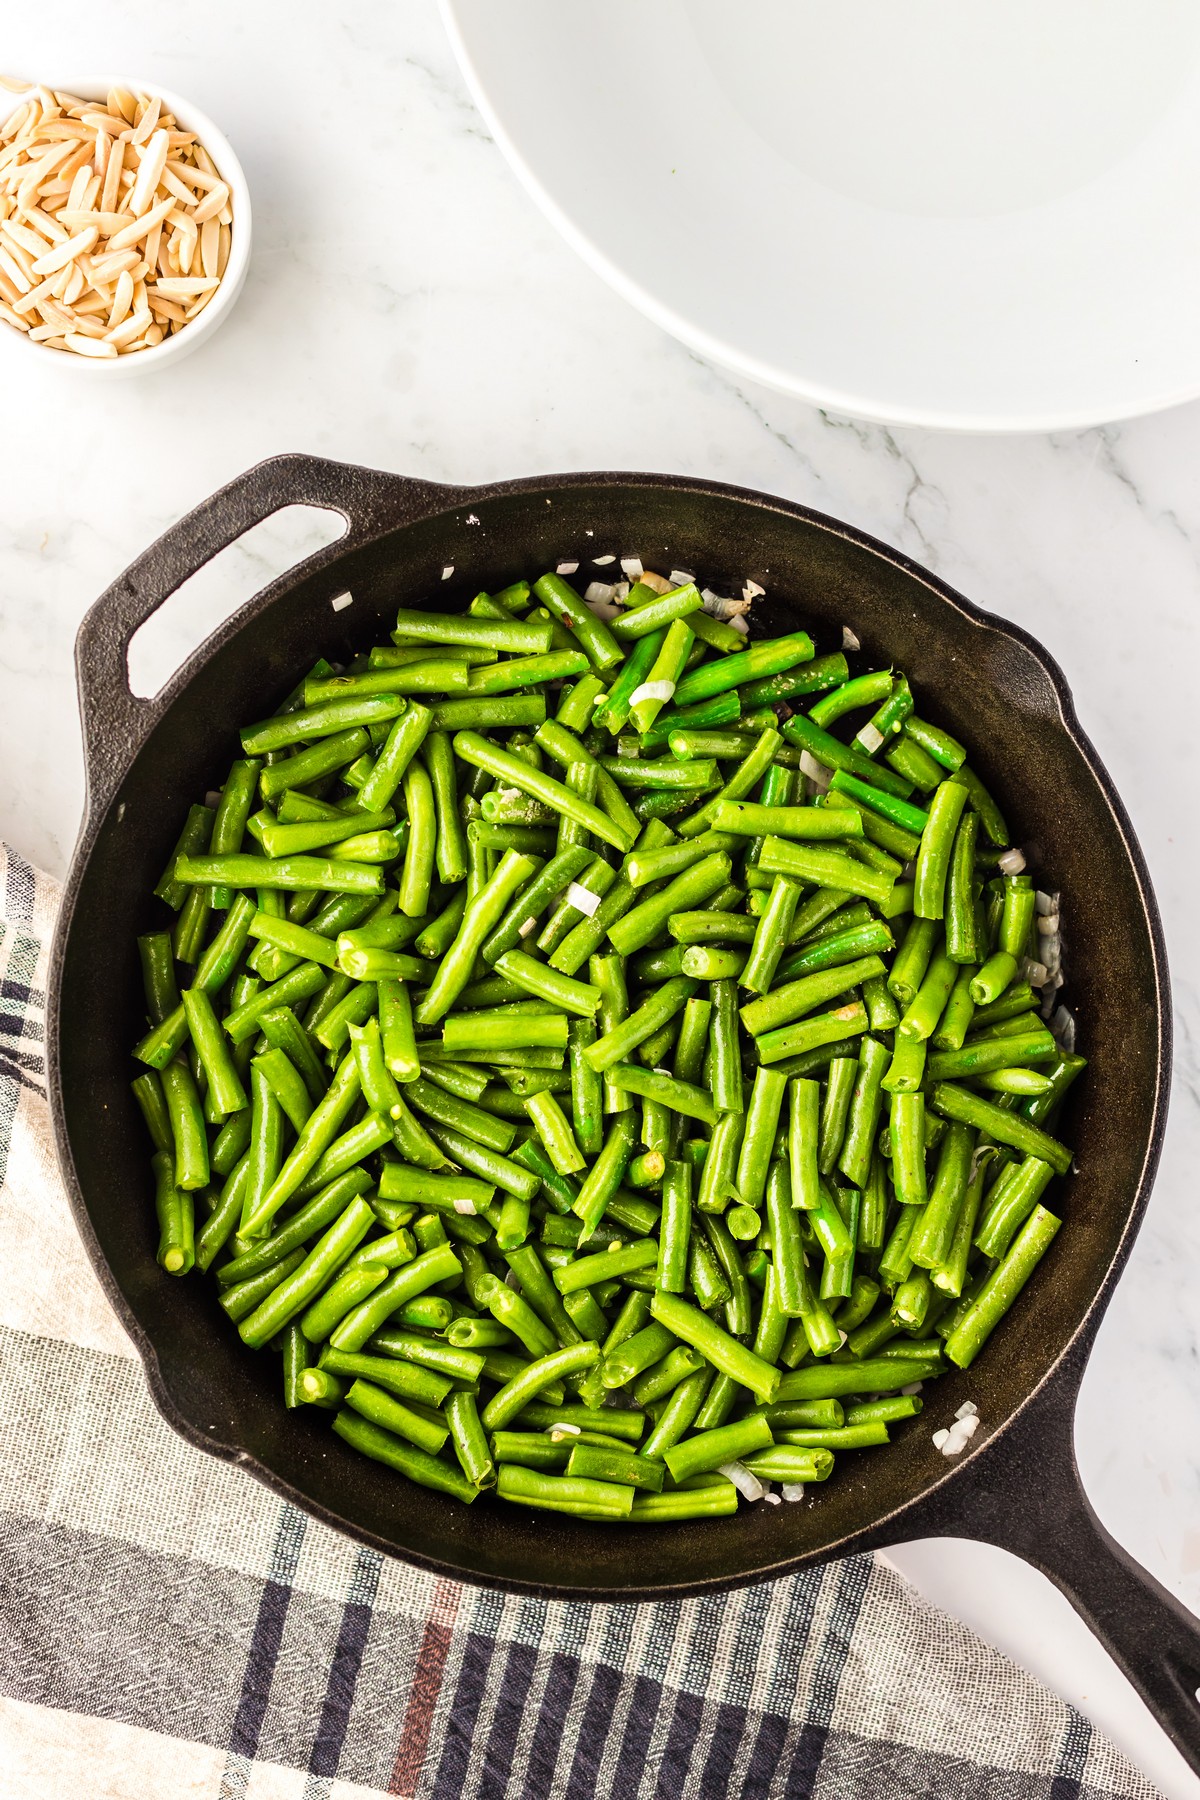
[673,727,783,840]
[738,653,850,710]
[945,1204,1061,1367]
[890,1091,928,1207]
[650,1292,780,1401]
[881,1034,926,1095]
[733,1067,787,1210]
[975,1156,1056,1259]
[902,715,967,772]
[837,1036,890,1189]
[756,1001,869,1068]
[899,945,959,1042]
[671,632,813,710]
[152,1152,195,1274]
[495,1462,634,1518]
[333,1409,477,1501]
[664,1414,773,1483]
[950,763,1008,846]
[757,837,895,908]
[696,1111,743,1216]
[523,1088,585,1175]
[532,573,625,672]
[648,1157,691,1295]
[930,1083,1072,1174]
[606,1064,717,1127]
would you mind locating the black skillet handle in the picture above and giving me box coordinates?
[910,1363,1200,1775]
[74,453,463,817]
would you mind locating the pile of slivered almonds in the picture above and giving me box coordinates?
[0,78,233,359]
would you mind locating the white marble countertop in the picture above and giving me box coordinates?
[3,5,1199,1795]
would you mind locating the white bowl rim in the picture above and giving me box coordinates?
[0,74,252,375]
[440,1,1200,435]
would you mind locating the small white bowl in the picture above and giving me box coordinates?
[0,76,252,377]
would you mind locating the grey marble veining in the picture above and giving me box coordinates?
[1,5,1198,1794]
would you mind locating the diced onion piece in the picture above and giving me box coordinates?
[556,560,579,575]
[998,848,1026,874]
[518,917,538,937]
[549,1422,581,1439]
[638,571,673,596]
[855,722,885,753]
[900,1382,923,1396]
[763,1490,781,1505]
[743,579,765,600]
[954,1401,978,1420]
[1036,889,1060,917]
[669,568,694,588]
[799,751,832,791]
[629,679,675,707]
[932,1428,950,1449]
[782,1482,806,1502]
[441,564,454,580]
[842,626,861,651]
[453,1199,477,1215]
[718,1461,764,1501]
[593,553,616,566]
[620,556,644,580]
[566,882,601,918]
[1022,957,1050,987]
[585,581,615,604]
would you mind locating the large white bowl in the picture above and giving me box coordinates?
[442,0,1200,432]
[0,77,251,377]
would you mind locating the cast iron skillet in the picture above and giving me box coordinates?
[48,455,1200,1772]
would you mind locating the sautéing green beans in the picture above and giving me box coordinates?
[133,559,1083,1523]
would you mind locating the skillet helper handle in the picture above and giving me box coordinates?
[1032,1475,1200,1776]
[927,1367,1200,1777]
[74,452,458,817]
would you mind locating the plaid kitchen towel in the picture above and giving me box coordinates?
[0,842,1163,1800]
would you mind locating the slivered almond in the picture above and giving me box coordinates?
[64,330,117,356]
[31,225,98,275]
[0,299,29,330]
[106,304,152,346]
[108,267,134,328]
[128,127,168,215]
[99,138,125,212]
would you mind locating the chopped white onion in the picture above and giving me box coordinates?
[586,600,622,621]
[998,847,1026,875]
[669,568,694,588]
[205,790,223,808]
[900,1382,923,1397]
[613,581,630,603]
[954,1401,978,1420]
[743,579,765,600]
[718,1461,765,1501]
[701,590,751,621]
[1035,889,1059,917]
[630,679,675,707]
[453,1199,477,1215]
[1036,913,1060,936]
[585,581,615,604]
[504,1269,521,1289]
[556,560,579,575]
[842,626,861,652]
[566,882,601,918]
[855,722,885,754]
[441,565,454,581]
[1022,956,1050,987]
[763,1490,782,1505]
[1050,1005,1076,1053]
[931,1428,950,1449]
[799,751,832,791]
[620,556,644,580]
[782,1482,806,1503]
[728,614,750,636]
[957,1414,980,1439]
[330,592,354,614]
[940,1420,975,1457]
[593,553,616,566]
[549,1422,581,1438]
[639,571,673,596]
[518,916,539,937]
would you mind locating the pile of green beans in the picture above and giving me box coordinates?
[132,567,1084,1523]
